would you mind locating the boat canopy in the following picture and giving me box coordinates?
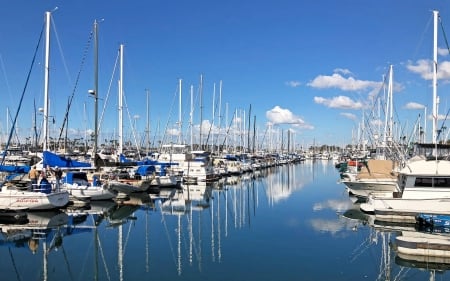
[43,151,91,168]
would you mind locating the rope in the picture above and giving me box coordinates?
[439,15,450,55]
[1,22,44,165]
[8,247,22,281]
[57,26,94,145]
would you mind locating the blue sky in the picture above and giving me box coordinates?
[1,1,450,150]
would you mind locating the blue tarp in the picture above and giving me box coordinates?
[64,172,89,185]
[135,165,156,176]
[0,165,30,173]
[43,151,91,168]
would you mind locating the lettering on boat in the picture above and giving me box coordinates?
[16,198,39,203]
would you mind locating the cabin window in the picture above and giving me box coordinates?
[414,177,450,187]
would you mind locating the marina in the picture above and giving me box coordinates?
[0,160,448,280]
[2,2,450,280]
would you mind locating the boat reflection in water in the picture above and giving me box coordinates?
[159,182,213,275]
[395,228,450,280]
[339,200,450,280]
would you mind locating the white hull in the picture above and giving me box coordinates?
[107,180,150,194]
[396,231,450,259]
[360,158,450,223]
[361,197,450,223]
[341,159,399,198]
[63,183,116,200]
[342,179,398,198]
[150,175,178,188]
[0,189,69,210]
[361,183,450,222]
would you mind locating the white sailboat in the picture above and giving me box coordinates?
[0,11,69,211]
[341,66,400,199]
[360,10,450,223]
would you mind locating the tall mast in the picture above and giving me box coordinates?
[178,78,182,144]
[218,80,223,153]
[211,83,216,153]
[146,89,150,155]
[93,19,99,161]
[190,85,194,150]
[432,10,439,144]
[118,44,124,155]
[199,74,203,150]
[43,11,51,151]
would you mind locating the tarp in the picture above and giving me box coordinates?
[0,165,30,173]
[64,171,89,185]
[357,159,397,180]
[43,151,91,168]
[135,165,156,176]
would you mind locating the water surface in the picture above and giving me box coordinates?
[0,161,445,280]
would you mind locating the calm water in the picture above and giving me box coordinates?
[0,161,447,281]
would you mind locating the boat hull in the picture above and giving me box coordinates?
[63,184,116,200]
[0,189,69,210]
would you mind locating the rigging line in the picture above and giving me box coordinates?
[412,12,433,61]
[1,22,44,165]
[122,215,135,256]
[6,109,22,145]
[50,14,73,86]
[96,234,112,281]
[406,114,422,144]
[8,247,22,281]
[0,54,14,106]
[221,110,237,148]
[57,28,94,145]
[436,106,450,140]
[439,15,450,55]
[158,84,180,152]
[60,245,75,281]
[159,203,178,267]
[34,99,39,147]
[122,92,141,157]
[98,50,119,136]
[205,84,222,148]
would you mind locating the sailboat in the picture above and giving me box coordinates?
[340,66,401,199]
[360,10,450,223]
[38,20,117,202]
[101,44,156,196]
[0,11,69,211]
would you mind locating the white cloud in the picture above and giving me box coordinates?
[340,112,357,120]
[166,128,179,136]
[406,59,450,80]
[333,68,353,75]
[404,102,425,110]
[266,106,306,125]
[285,80,301,88]
[370,119,383,127]
[314,96,364,109]
[438,47,449,56]
[308,73,380,91]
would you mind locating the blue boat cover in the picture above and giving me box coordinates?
[43,151,91,168]
[135,165,156,176]
[0,165,30,173]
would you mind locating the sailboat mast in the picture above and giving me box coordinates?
[146,89,150,155]
[389,66,394,142]
[432,10,439,144]
[118,44,124,155]
[43,11,51,151]
[190,85,194,150]
[178,78,182,144]
[199,75,204,150]
[211,83,216,153]
[93,19,99,162]
[218,80,223,153]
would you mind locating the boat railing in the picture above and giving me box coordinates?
[31,181,61,193]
